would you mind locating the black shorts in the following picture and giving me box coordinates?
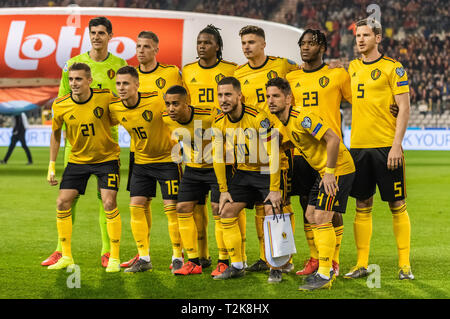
[350,147,406,202]
[228,169,286,209]
[60,160,120,195]
[126,151,135,192]
[289,155,319,197]
[130,162,182,200]
[177,166,224,204]
[308,172,355,214]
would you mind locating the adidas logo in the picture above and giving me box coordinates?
[335,200,339,206]
[244,80,249,85]
[295,82,300,88]
[122,117,127,122]
[69,115,76,120]
[191,77,197,83]
[352,72,356,77]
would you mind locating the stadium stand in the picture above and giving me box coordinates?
[0,0,447,128]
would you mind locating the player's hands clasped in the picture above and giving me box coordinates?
[320,173,339,196]
[47,161,58,186]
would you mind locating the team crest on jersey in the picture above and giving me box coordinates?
[107,69,115,80]
[93,107,104,119]
[319,76,329,88]
[396,67,405,78]
[371,69,381,80]
[267,70,278,80]
[156,77,166,89]
[301,116,312,129]
[142,110,153,122]
[215,73,225,83]
[260,118,271,129]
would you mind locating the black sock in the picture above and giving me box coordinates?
[218,259,229,266]
[189,258,200,266]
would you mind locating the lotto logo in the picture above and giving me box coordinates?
[0,14,183,78]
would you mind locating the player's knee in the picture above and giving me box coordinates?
[176,202,194,214]
[221,203,238,219]
[56,197,72,211]
[356,197,373,208]
[102,198,117,212]
[315,210,334,225]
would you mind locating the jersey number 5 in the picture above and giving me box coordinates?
[357,84,365,98]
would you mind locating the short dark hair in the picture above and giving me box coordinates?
[165,85,188,97]
[89,16,113,34]
[68,62,91,78]
[217,76,241,92]
[356,18,382,36]
[138,31,159,44]
[198,24,224,60]
[239,25,265,39]
[298,29,328,52]
[117,66,139,80]
[266,77,292,97]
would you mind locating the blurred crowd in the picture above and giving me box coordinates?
[1,0,448,115]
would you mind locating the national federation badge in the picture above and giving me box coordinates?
[107,69,116,80]
[319,76,330,88]
[301,116,312,129]
[156,77,166,89]
[267,70,278,80]
[93,107,104,119]
[142,110,153,122]
[371,69,381,80]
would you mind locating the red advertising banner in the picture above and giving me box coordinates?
[0,14,184,79]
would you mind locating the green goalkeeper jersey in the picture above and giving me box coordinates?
[58,51,127,153]
[58,51,127,96]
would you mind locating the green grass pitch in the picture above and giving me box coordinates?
[0,146,449,299]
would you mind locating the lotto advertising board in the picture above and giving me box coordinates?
[0,7,304,79]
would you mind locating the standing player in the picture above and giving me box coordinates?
[42,17,127,267]
[46,63,122,273]
[109,66,183,273]
[344,19,413,280]
[182,25,240,270]
[120,30,183,269]
[286,29,352,277]
[162,85,226,276]
[266,77,355,290]
[212,77,282,281]
[234,25,298,275]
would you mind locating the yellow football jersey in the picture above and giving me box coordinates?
[52,89,120,164]
[182,59,237,109]
[162,106,218,169]
[137,63,182,96]
[234,56,299,110]
[283,106,355,177]
[349,55,410,148]
[109,92,176,164]
[212,104,280,192]
[234,56,298,169]
[287,63,351,139]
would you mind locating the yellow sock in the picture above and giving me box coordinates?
[129,205,149,257]
[255,205,265,261]
[178,211,199,260]
[214,215,228,260]
[238,209,247,262]
[165,204,183,258]
[193,204,209,259]
[105,208,121,260]
[354,207,372,268]
[304,223,319,259]
[221,217,242,264]
[56,209,72,258]
[333,225,344,264]
[283,204,295,264]
[391,204,411,267]
[313,222,336,278]
[144,200,152,249]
